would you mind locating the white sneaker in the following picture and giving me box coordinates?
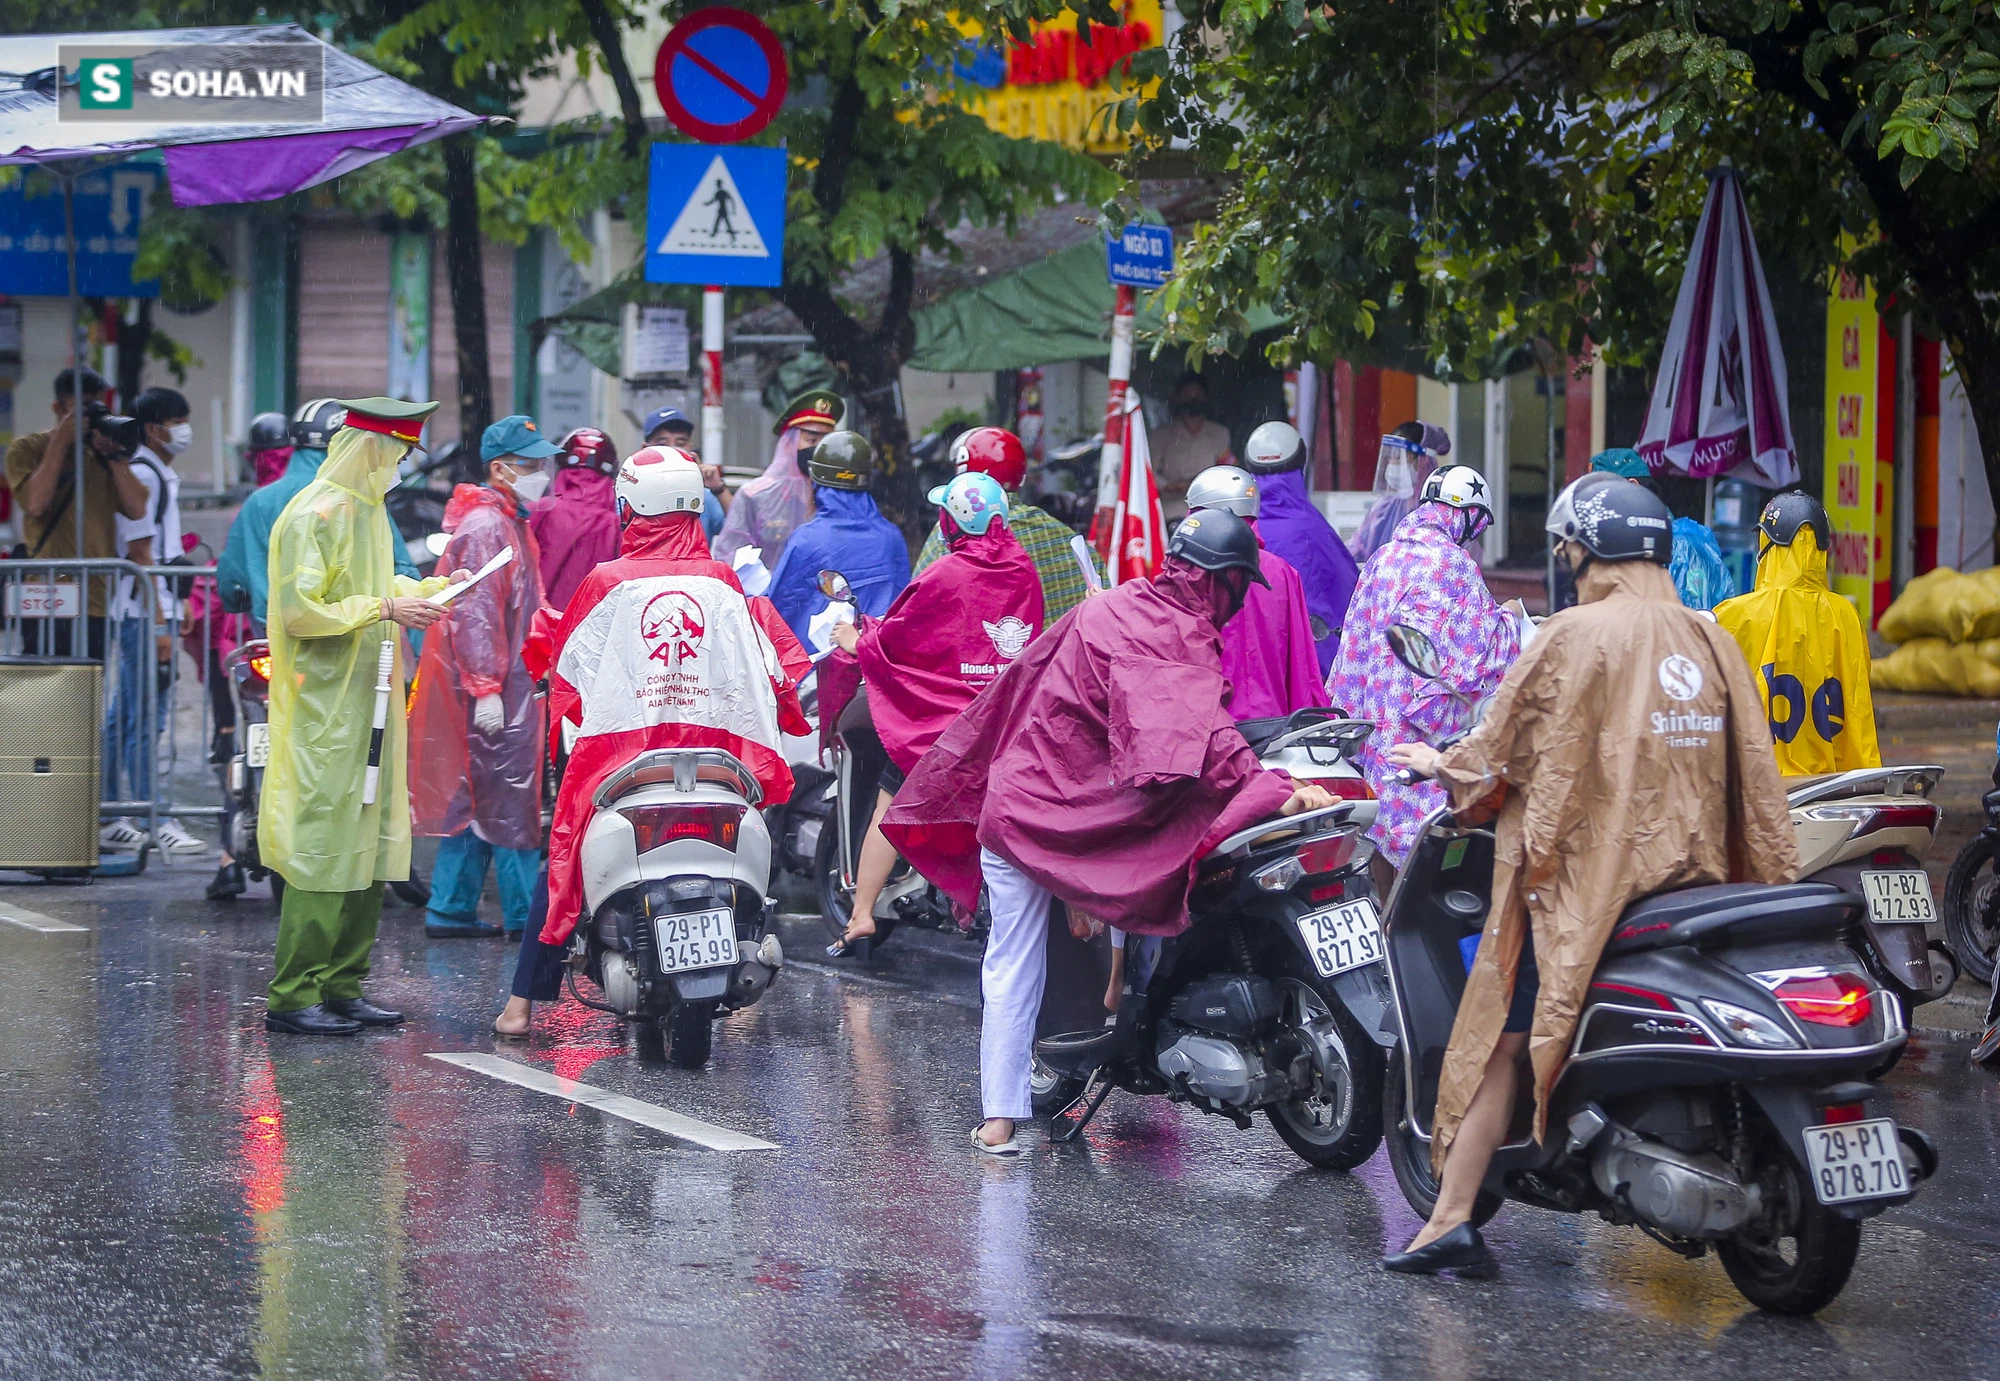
[154,817,207,855]
[99,819,150,851]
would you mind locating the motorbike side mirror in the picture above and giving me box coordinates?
[424,532,450,558]
[1386,623,1444,681]
[816,569,853,602]
[1308,614,1332,643]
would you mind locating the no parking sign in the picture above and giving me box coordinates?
[653,8,789,144]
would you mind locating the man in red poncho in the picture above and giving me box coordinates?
[491,448,809,1037]
[827,471,1045,954]
[883,508,1334,1156]
[530,427,623,611]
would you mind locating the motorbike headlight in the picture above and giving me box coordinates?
[1699,998,1799,1049]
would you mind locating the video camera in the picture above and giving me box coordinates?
[82,401,143,458]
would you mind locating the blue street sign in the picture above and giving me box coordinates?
[1106,222,1174,289]
[645,143,786,288]
[0,163,160,297]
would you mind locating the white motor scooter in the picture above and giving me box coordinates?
[572,747,785,1067]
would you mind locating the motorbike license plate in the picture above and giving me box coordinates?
[1296,899,1384,978]
[1803,1117,1907,1204]
[244,722,270,768]
[1861,870,1935,924]
[655,906,738,975]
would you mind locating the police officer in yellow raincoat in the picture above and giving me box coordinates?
[1714,492,1880,777]
[262,398,466,1036]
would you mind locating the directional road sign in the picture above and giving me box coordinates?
[0,162,160,296]
[1106,222,1174,289]
[645,143,786,288]
[654,8,789,144]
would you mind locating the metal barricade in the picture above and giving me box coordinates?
[0,556,231,856]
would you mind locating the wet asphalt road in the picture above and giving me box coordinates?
[2,863,1997,1381]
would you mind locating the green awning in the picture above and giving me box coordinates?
[907,238,1288,373]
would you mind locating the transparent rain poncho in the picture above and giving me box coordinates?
[712,428,817,568]
[260,427,449,891]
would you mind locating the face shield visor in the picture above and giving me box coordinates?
[1375,433,1426,499]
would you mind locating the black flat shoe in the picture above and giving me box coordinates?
[265,1004,362,1036]
[205,862,246,901]
[324,996,405,1026]
[1382,1223,1493,1276]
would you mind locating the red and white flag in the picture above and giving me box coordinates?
[1105,393,1165,585]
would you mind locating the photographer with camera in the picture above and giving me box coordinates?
[4,367,151,659]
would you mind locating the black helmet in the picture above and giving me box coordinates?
[1167,508,1271,587]
[247,411,289,449]
[1544,475,1673,566]
[807,430,873,490]
[291,397,346,450]
[1758,490,1830,551]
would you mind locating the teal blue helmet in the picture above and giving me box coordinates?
[927,471,1009,535]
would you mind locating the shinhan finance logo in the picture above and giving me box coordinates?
[60,43,324,124]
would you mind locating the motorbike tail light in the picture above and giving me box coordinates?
[1308,880,1345,904]
[1252,830,1364,892]
[1772,973,1874,1028]
[1324,776,1374,800]
[247,653,271,683]
[1804,802,1939,839]
[620,803,743,854]
[1819,1102,1867,1125]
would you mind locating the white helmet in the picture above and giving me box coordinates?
[1242,420,1305,474]
[1419,463,1494,518]
[615,446,705,519]
[1185,464,1260,517]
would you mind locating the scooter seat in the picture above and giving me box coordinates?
[1602,882,1862,957]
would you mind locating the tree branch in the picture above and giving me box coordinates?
[813,75,867,222]
[777,278,868,364]
[576,0,646,161]
[874,243,917,365]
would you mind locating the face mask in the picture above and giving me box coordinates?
[796,444,817,466]
[508,466,550,504]
[162,422,193,456]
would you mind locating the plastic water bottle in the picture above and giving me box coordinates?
[1711,478,1762,596]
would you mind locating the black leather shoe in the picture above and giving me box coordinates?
[205,862,246,901]
[265,1004,362,1036]
[1382,1223,1494,1276]
[324,996,405,1026]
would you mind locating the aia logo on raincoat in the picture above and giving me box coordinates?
[640,589,707,667]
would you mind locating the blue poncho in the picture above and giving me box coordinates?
[766,487,911,646]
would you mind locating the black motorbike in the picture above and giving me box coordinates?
[1375,623,1935,1315]
[1943,755,2000,986]
[1032,794,1396,1170]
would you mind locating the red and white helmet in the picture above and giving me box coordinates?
[955,426,1028,490]
[615,446,705,520]
[559,426,617,476]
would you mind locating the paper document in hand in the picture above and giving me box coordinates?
[433,544,515,605]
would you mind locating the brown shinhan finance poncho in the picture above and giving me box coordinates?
[1428,560,1799,1171]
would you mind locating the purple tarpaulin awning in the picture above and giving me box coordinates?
[0,23,482,203]
[1637,169,1799,487]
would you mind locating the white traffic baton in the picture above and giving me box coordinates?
[361,637,395,806]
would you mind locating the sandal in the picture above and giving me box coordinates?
[970,1126,1020,1157]
[491,1019,531,1042]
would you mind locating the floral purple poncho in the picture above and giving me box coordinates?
[1326,502,1521,864]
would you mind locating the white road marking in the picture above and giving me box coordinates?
[0,905,88,934]
[426,1052,779,1152]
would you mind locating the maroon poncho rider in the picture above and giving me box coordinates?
[529,427,623,612]
[883,508,1335,1156]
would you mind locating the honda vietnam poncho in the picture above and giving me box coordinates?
[856,522,1046,774]
[539,512,804,944]
[882,559,1295,937]
[1219,523,1332,722]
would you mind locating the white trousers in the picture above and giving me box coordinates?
[979,847,1052,1121]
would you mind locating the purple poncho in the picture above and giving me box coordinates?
[1326,501,1520,864]
[1220,526,1332,722]
[1255,468,1360,677]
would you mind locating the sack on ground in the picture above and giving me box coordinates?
[1870,636,2000,698]
[1876,565,2000,644]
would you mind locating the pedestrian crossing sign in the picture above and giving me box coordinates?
[645,142,786,288]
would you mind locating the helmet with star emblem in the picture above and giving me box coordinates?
[1546,474,1673,565]
[1419,463,1494,520]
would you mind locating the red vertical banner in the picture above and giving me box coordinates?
[1914,334,1941,575]
[1353,366,1383,491]
[1874,319,1897,620]
[1564,352,1594,483]
[1333,360,1357,490]
[1313,366,1336,492]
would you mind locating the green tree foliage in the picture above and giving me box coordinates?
[1140,0,2000,500]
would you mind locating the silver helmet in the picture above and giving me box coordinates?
[1185,464,1260,518]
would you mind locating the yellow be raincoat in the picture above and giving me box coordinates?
[1714,528,1879,776]
[260,428,449,891]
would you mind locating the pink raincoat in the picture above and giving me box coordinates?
[530,463,622,612]
[882,559,1296,936]
[1219,525,1331,722]
[409,485,549,852]
[712,428,816,567]
[1326,501,1520,864]
[856,521,1045,773]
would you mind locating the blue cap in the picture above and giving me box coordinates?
[644,407,693,440]
[480,415,562,463]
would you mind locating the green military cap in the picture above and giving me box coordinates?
[337,396,440,445]
[774,389,844,436]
